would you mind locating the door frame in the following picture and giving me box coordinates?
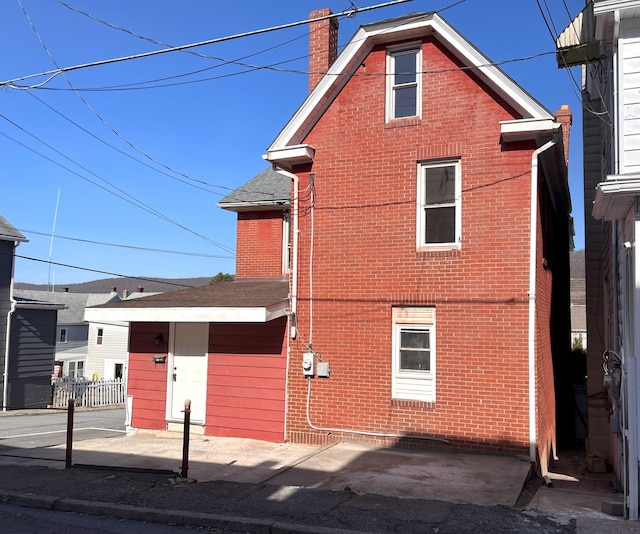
[165,322,209,424]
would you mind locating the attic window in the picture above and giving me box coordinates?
[387,45,421,121]
[97,328,104,345]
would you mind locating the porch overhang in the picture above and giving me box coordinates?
[84,302,289,323]
[592,174,640,220]
[83,279,290,325]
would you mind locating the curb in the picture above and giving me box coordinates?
[0,489,373,534]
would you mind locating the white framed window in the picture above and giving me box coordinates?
[97,328,104,345]
[392,307,435,402]
[386,45,421,121]
[59,328,67,343]
[417,160,461,249]
[68,360,85,379]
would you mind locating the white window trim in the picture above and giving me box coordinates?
[282,211,291,274]
[67,360,85,379]
[59,328,67,344]
[392,307,436,403]
[97,328,104,345]
[386,43,422,122]
[416,159,462,251]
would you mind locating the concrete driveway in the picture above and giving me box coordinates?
[43,431,532,508]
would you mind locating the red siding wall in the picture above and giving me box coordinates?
[284,38,544,455]
[206,318,287,442]
[235,211,284,279]
[128,322,170,430]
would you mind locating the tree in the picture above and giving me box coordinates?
[210,272,235,284]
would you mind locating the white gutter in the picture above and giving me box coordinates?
[3,241,19,411]
[528,139,557,462]
[274,166,299,338]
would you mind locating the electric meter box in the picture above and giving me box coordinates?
[302,352,315,376]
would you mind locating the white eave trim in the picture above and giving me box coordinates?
[500,118,559,142]
[84,302,289,324]
[267,12,552,155]
[263,144,316,169]
[594,0,640,16]
[592,174,640,220]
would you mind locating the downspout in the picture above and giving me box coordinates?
[3,241,19,411]
[528,139,557,462]
[274,166,299,333]
[274,165,299,442]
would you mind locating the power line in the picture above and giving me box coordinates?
[0,119,234,254]
[14,253,199,288]
[18,229,234,259]
[2,0,414,90]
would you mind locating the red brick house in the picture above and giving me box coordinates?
[86,10,572,472]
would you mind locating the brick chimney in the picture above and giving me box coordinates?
[554,105,572,168]
[309,8,339,92]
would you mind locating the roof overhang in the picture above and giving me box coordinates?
[0,234,28,243]
[500,118,560,143]
[265,12,552,166]
[217,200,291,213]
[556,4,600,68]
[592,173,640,220]
[263,144,316,171]
[84,301,289,324]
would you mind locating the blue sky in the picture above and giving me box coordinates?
[1,0,586,285]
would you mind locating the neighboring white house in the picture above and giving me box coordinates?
[13,289,122,379]
[559,0,640,519]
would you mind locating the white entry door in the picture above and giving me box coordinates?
[170,323,208,423]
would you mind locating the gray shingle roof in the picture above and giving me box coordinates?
[13,290,121,324]
[217,167,291,212]
[89,280,288,310]
[0,214,27,242]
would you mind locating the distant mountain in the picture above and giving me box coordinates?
[15,276,212,295]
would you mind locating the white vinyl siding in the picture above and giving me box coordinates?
[621,17,640,173]
[392,307,435,402]
[86,322,129,379]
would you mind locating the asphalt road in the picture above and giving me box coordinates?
[0,502,221,534]
[0,407,125,453]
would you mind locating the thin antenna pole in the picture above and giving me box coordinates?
[48,189,60,295]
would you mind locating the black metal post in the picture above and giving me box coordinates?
[65,398,75,468]
[181,399,191,478]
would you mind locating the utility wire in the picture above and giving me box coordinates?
[16,1,302,201]
[19,229,234,259]
[54,0,310,74]
[2,0,414,89]
[0,121,234,254]
[14,253,199,288]
[17,0,237,201]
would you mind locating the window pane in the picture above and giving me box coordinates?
[425,166,455,204]
[394,52,417,85]
[425,206,456,243]
[400,350,430,371]
[394,86,417,117]
[399,329,430,371]
[401,330,430,349]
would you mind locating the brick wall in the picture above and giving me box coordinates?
[284,38,547,455]
[235,211,285,279]
[128,322,170,430]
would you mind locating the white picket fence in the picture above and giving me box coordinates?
[52,378,126,408]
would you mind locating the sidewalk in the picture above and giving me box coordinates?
[0,429,632,533]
